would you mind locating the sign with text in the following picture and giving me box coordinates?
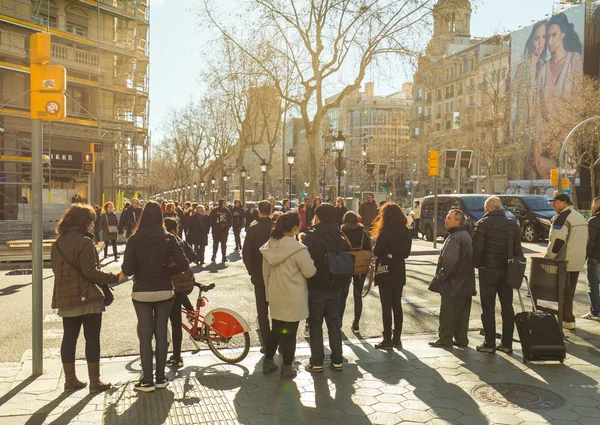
[47,151,83,170]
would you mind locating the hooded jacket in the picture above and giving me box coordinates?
[546,205,587,272]
[122,225,189,293]
[432,226,476,299]
[260,236,316,322]
[303,222,350,290]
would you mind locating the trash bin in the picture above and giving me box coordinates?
[529,257,568,327]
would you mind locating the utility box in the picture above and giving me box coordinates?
[529,257,568,331]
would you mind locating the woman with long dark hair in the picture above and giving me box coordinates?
[334,197,347,225]
[260,212,316,379]
[371,203,412,350]
[100,202,119,260]
[51,204,123,393]
[121,200,188,392]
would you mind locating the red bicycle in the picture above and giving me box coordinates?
[182,283,251,364]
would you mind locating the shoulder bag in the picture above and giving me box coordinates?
[54,239,114,306]
[105,214,118,234]
[341,229,372,277]
[506,222,526,289]
[172,267,195,293]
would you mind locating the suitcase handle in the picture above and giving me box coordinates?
[517,275,537,313]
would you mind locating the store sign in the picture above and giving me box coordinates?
[48,151,83,169]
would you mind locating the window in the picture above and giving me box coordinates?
[66,23,88,37]
[66,6,89,37]
[417,105,422,115]
[417,88,423,100]
[446,120,451,129]
[437,89,442,100]
[414,128,420,136]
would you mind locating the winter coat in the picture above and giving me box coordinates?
[298,210,308,231]
[118,206,129,234]
[231,206,245,230]
[546,206,588,272]
[260,236,317,322]
[209,207,232,236]
[174,234,198,263]
[188,214,210,246]
[473,210,523,269]
[334,206,347,225]
[303,222,351,290]
[359,201,378,230]
[373,224,412,286]
[432,226,476,299]
[93,210,103,237]
[100,211,119,242]
[306,206,315,228]
[121,225,189,293]
[182,208,193,230]
[242,217,273,287]
[119,207,142,237]
[51,228,118,309]
[587,210,600,261]
[341,223,372,252]
[244,209,258,231]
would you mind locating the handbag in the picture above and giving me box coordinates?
[506,222,526,289]
[54,239,114,306]
[105,215,118,234]
[341,229,372,277]
[172,267,195,293]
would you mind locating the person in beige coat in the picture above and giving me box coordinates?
[260,212,316,379]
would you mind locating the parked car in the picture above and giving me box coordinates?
[419,194,517,241]
[499,195,554,242]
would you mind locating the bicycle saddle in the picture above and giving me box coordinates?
[195,283,215,292]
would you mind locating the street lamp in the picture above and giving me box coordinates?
[187,184,191,201]
[260,160,268,199]
[223,172,229,201]
[334,130,346,198]
[211,175,216,203]
[286,149,295,199]
[362,143,367,156]
[240,166,247,205]
[193,181,197,201]
[200,181,205,202]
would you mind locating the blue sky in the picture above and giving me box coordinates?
[148,0,559,141]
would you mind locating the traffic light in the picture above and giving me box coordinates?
[428,150,439,176]
[30,32,66,121]
[550,168,559,187]
[82,152,94,173]
[561,177,569,191]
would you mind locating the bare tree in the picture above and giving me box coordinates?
[203,0,432,196]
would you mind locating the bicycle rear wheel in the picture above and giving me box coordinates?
[205,326,250,364]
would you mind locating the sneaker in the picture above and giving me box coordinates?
[166,357,183,368]
[496,345,513,354]
[476,344,496,354]
[329,362,343,371]
[581,313,600,321]
[134,381,155,392]
[563,321,577,330]
[305,364,323,373]
[351,323,359,332]
[155,378,169,389]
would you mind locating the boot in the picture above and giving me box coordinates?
[88,362,111,393]
[375,331,393,350]
[63,362,87,392]
[392,330,402,348]
[280,365,297,380]
[262,358,279,374]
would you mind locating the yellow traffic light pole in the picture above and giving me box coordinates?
[428,151,439,249]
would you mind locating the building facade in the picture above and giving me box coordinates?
[0,0,149,219]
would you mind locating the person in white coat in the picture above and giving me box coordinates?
[260,212,317,379]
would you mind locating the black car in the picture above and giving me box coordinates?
[419,194,517,241]
[499,195,554,242]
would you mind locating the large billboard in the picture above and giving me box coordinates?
[510,4,585,179]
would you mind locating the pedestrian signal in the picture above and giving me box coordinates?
[428,151,439,177]
[550,169,559,187]
[82,152,94,173]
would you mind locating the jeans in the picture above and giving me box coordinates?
[564,271,580,323]
[340,274,367,325]
[378,284,404,339]
[265,320,299,366]
[169,291,193,360]
[587,258,600,317]
[233,227,242,249]
[438,296,472,346]
[193,244,206,264]
[479,268,514,347]
[133,298,174,383]
[212,232,228,259]
[103,240,118,258]
[61,314,102,363]
[308,288,343,365]
[254,286,270,348]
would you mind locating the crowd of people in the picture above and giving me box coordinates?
[50,190,598,389]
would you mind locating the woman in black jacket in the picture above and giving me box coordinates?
[100,202,119,259]
[340,211,372,332]
[231,199,245,251]
[187,205,210,265]
[371,203,412,350]
[244,203,258,231]
[121,201,188,392]
[334,197,347,225]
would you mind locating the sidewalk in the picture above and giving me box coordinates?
[1,321,599,425]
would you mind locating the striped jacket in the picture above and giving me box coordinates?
[545,206,588,272]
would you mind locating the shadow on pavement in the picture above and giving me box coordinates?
[27,392,95,425]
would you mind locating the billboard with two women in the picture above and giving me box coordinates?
[510,4,585,179]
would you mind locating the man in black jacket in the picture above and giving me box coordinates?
[584,196,600,321]
[303,204,349,373]
[119,198,142,237]
[209,199,233,263]
[429,209,476,348]
[242,200,273,351]
[472,196,523,354]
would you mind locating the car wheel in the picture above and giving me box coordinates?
[425,226,433,242]
[523,224,537,242]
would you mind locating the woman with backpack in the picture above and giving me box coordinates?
[371,203,412,350]
[340,211,372,332]
[100,202,119,260]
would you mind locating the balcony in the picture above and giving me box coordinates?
[51,44,100,73]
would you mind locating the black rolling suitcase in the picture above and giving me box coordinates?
[515,276,566,364]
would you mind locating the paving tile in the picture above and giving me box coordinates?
[456,414,492,425]
[367,411,402,424]
[396,408,435,423]
[573,406,600,418]
[427,408,463,420]
[372,402,402,413]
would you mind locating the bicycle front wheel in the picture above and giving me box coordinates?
[205,327,250,364]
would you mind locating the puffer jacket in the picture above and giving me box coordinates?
[51,228,118,309]
[546,206,588,272]
[303,222,351,290]
[433,226,476,299]
[473,210,523,269]
[121,225,189,293]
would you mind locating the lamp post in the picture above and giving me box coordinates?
[200,181,205,203]
[187,184,191,201]
[240,166,247,205]
[304,181,309,200]
[286,149,295,199]
[193,181,197,201]
[260,160,267,199]
[334,130,346,198]
[223,173,229,202]
[211,176,216,203]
